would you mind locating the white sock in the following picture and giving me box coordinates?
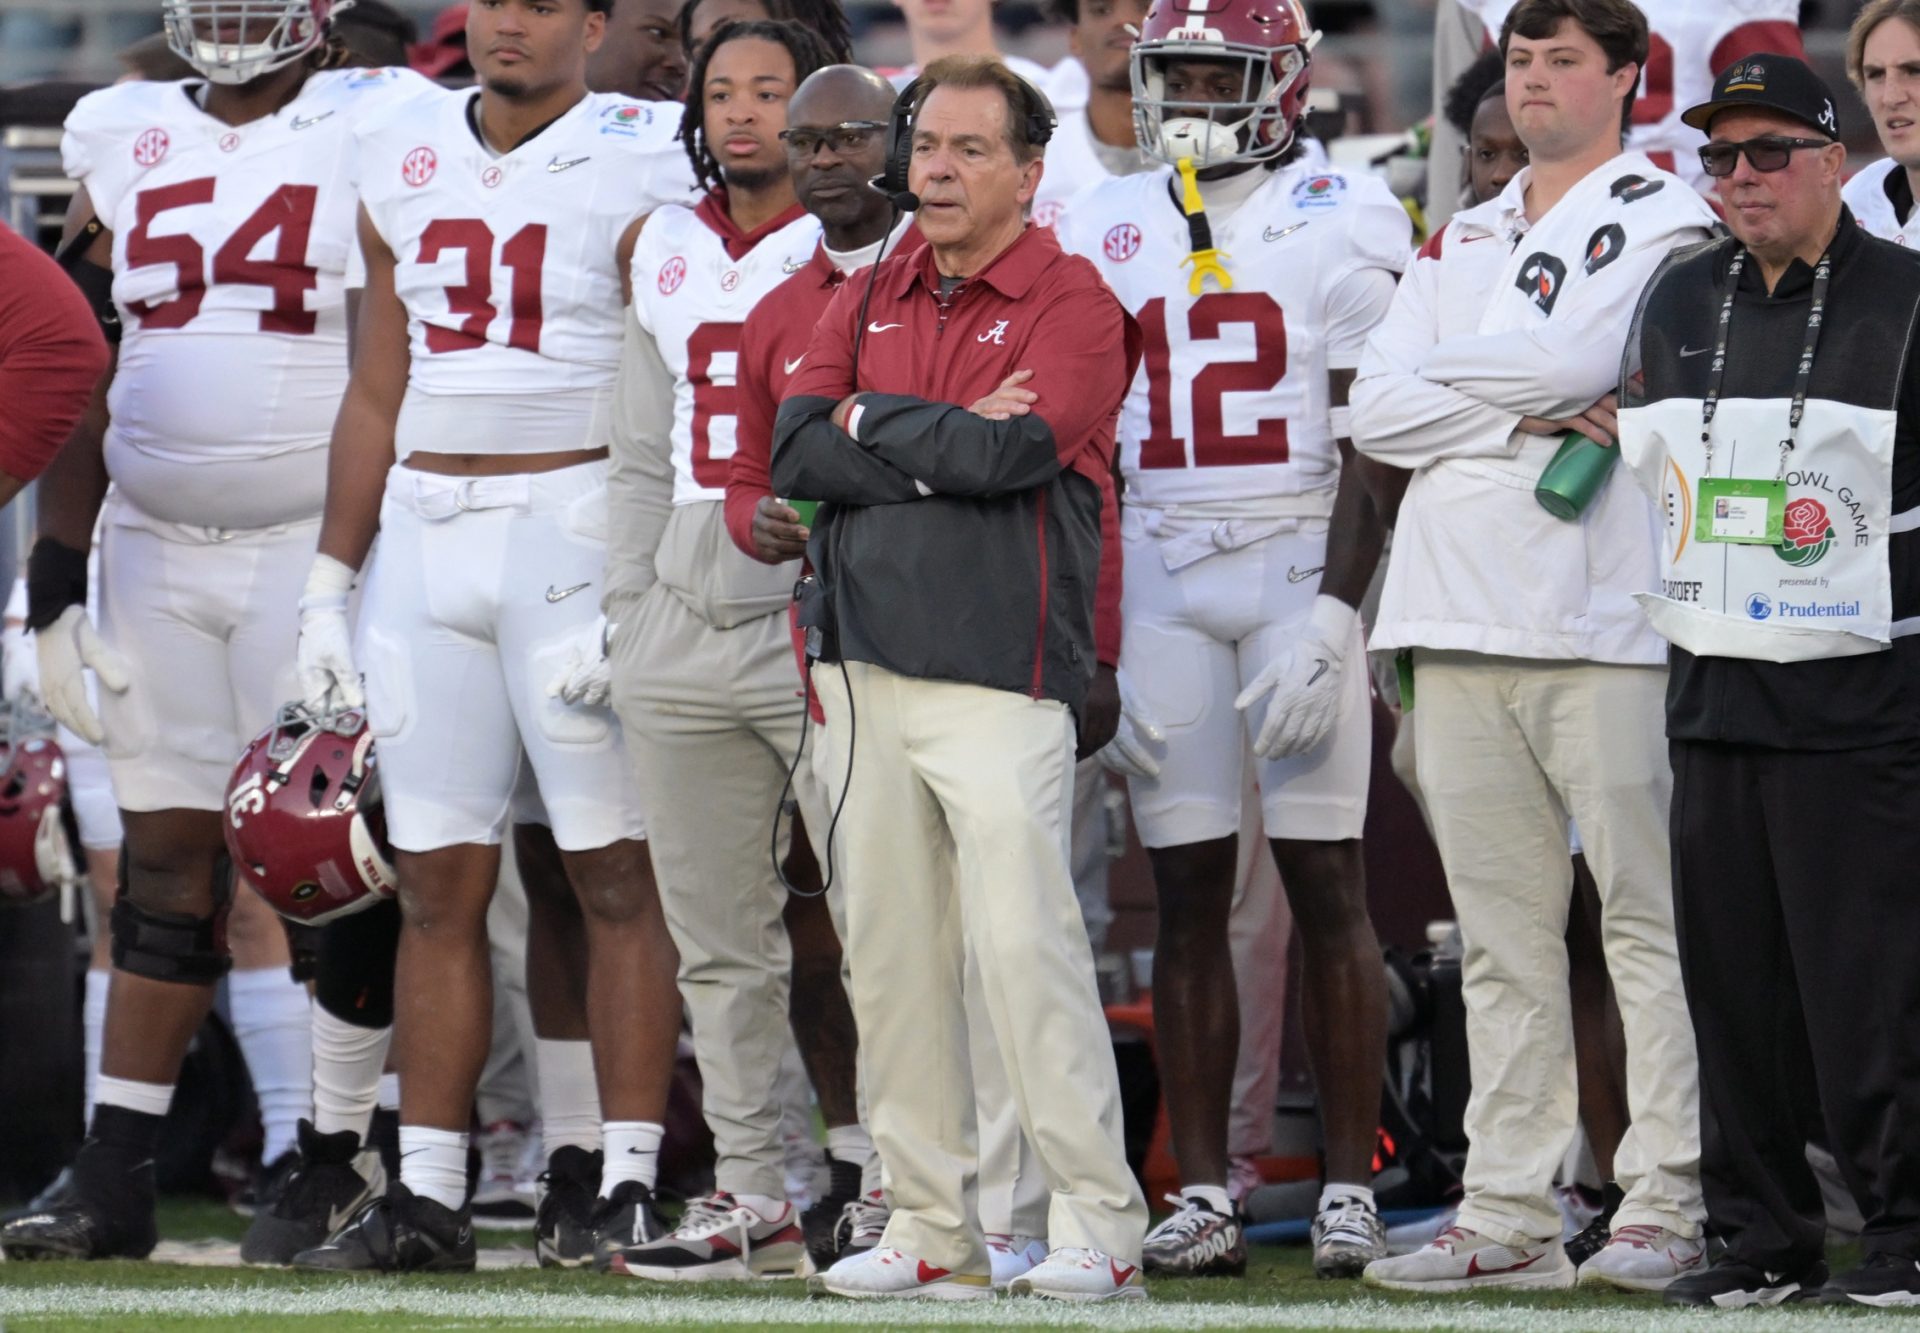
[1319,1182,1375,1211]
[82,969,109,1121]
[95,1074,174,1117]
[378,1071,401,1110]
[1182,1184,1233,1216]
[228,968,313,1163]
[599,1120,664,1197]
[825,1123,874,1168]
[399,1125,470,1210]
[311,1006,390,1141]
[535,1039,601,1157]
[733,1191,785,1219]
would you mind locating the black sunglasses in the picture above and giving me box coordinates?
[778,121,887,157]
[1698,134,1831,178]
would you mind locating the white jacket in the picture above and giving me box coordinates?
[1354,153,1716,664]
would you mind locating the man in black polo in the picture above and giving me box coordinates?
[1618,53,1920,1309]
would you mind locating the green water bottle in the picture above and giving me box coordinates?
[1534,431,1619,521]
[786,499,819,527]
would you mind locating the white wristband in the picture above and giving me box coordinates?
[1328,404,1353,440]
[300,553,357,614]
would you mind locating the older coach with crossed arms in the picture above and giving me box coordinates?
[770,53,1147,1304]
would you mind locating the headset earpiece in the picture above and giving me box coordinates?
[876,76,923,211]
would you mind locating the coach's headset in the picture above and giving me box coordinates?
[770,70,1061,901]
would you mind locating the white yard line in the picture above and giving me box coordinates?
[0,1284,1877,1330]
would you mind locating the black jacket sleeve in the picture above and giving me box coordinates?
[771,395,928,504]
[851,393,1064,497]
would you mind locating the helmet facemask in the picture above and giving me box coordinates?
[161,0,350,86]
[1131,41,1308,170]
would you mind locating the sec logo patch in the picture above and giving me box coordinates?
[658,256,687,296]
[133,128,169,167]
[402,146,437,187]
[1104,223,1142,263]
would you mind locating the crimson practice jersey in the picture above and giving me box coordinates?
[629,198,821,505]
[355,88,692,454]
[1057,164,1408,508]
[62,67,431,470]
[1461,0,1802,192]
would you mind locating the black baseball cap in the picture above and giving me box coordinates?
[1681,52,1841,141]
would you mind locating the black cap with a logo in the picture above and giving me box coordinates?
[1681,52,1841,141]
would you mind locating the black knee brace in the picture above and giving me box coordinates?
[110,895,232,984]
[314,897,402,1028]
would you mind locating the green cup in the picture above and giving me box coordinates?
[1534,431,1619,521]
[786,498,819,527]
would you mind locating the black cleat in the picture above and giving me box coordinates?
[533,1146,602,1269]
[232,1147,300,1219]
[1,1167,80,1225]
[1563,1181,1624,1268]
[240,1119,386,1266]
[289,1182,474,1273]
[0,1148,156,1261]
[801,1154,864,1269]
[1665,1256,1828,1308]
[590,1179,668,1272]
[1820,1251,1920,1307]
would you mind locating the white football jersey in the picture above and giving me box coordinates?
[1031,107,1148,230]
[357,88,692,438]
[1460,0,1803,193]
[1058,164,1408,507]
[61,67,431,464]
[1847,157,1920,248]
[630,201,821,505]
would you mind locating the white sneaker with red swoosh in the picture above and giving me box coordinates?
[807,1246,993,1300]
[1009,1246,1149,1302]
[1362,1225,1575,1293]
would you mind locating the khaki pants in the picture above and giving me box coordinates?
[1412,651,1702,1245]
[612,587,814,1198]
[812,661,1147,1272]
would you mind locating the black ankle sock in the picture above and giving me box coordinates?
[87,1103,164,1160]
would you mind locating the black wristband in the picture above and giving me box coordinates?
[25,536,88,632]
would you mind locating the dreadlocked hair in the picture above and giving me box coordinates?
[676,0,852,63]
[680,18,837,194]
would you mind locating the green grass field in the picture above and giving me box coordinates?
[0,1200,1887,1332]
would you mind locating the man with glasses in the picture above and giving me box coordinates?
[1618,52,1920,1310]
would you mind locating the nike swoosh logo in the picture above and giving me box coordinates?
[784,355,805,374]
[1460,233,1493,243]
[867,321,903,333]
[326,1200,359,1231]
[1306,658,1330,687]
[547,155,591,173]
[1110,1259,1138,1285]
[546,583,591,602]
[1466,1250,1545,1277]
[1286,564,1324,583]
[290,111,336,131]
[1679,344,1710,357]
[1263,222,1308,242]
[916,1259,950,1282]
[782,258,807,274]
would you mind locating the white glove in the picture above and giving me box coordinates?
[547,615,613,708]
[35,605,130,746]
[3,620,39,705]
[1096,668,1165,779]
[297,555,363,713]
[1236,595,1357,760]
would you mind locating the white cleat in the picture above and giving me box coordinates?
[1008,1246,1148,1302]
[1363,1225,1575,1293]
[807,1246,993,1300]
[1576,1224,1707,1292]
[986,1233,1048,1289]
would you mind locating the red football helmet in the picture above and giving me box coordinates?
[1130,0,1317,168]
[0,703,75,909]
[225,702,398,926]
[162,0,350,85]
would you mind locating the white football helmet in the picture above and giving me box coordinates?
[162,0,355,85]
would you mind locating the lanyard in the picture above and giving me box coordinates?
[1699,247,1831,480]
